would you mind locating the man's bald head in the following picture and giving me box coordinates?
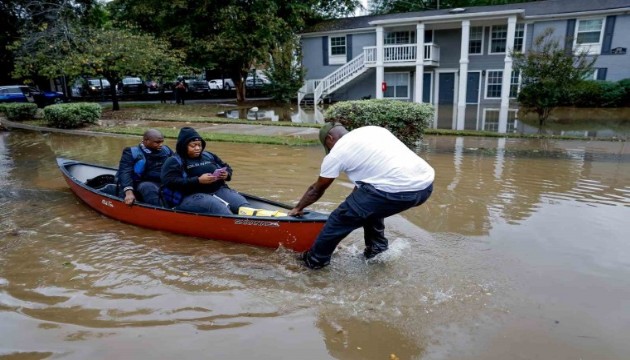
[142,129,165,151]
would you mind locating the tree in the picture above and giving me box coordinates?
[264,37,306,103]
[10,0,185,111]
[512,28,596,127]
[367,0,542,15]
[107,0,360,102]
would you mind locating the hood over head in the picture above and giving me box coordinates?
[176,127,206,156]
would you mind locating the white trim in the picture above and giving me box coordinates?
[300,28,374,38]
[524,8,630,20]
[369,9,524,25]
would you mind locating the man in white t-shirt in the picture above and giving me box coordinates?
[289,122,435,269]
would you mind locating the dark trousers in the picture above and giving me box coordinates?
[306,183,433,268]
[137,181,162,206]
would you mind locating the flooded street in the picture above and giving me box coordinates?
[1,130,629,359]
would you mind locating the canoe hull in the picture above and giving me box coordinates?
[57,158,327,252]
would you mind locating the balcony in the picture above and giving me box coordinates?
[364,43,440,67]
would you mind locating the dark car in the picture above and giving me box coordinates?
[0,85,66,107]
[180,76,209,93]
[117,77,147,96]
[75,78,111,98]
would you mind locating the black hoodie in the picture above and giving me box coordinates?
[160,127,233,194]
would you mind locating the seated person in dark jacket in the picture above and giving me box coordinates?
[160,127,249,214]
[117,129,173,206]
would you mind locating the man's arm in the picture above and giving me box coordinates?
[117,148,136,205]
[289,176,335,216]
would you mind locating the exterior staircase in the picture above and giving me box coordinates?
[298,53,368,105]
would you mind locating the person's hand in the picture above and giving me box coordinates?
[124,191,136,206]
[198,173,218,184]
[216,170,228,180]
[288,207,303,217]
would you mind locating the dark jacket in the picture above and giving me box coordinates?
[117,143,173,192]
[160,127,233,195]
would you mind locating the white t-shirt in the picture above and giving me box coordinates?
[320,126,435,193]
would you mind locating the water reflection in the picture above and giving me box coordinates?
[1,130,629,359]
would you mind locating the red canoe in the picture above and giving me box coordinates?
[57,158,328,252]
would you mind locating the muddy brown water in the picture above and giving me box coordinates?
[1,130,629,359]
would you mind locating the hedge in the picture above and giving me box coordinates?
[323,99,434,148]
[43,103,102,129]
[0,103,38,121]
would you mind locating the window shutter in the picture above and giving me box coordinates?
[346,35,353,61]
[597,68,607,80]
[322,37,329,66]
[602,16,616,54]
[565,19,576,55]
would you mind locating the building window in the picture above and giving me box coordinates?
[485,70,503,98]
[575,18,604,54]
[489,25,507,54]
[513,23,525,52]
[330,36,346,56]
[483,109,517,132]
[329,35,347,65]
[509,70,520,98]
[385,31,414,44]
[384,72,410,99]
[469,26,484,55]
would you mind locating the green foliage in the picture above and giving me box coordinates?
[324,99,433,148]
[264,37,306,103]
[512,28,596,126]
[1,103,38,121]
[43,103,102,129]
[618,79,630,106]
[368,0,538,15]
[570,81,625,108]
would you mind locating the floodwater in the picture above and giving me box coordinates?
[1,130,629,359]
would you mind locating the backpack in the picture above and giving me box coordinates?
[130,145,173,181]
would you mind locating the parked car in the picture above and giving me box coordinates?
[117,77,147,96]
[71,78,111,98]
[208,78,235,90]
[0,85,66,107]
[245,75,271,89]
[180,75,209,93]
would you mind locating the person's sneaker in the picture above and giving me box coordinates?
[298,251,328,269]
[364,247,388,259]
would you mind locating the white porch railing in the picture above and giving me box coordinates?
[363,43,440,65]
[298,80,319,104]
[313,53,367,104]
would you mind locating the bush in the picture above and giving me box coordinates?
[570,80,625,108]
[43,103,102,129]
[323,99,433,148]
[0,103,38,121]
[618,78,630,106]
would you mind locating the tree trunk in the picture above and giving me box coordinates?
[236,80,246,102]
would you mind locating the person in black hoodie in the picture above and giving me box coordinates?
[160,127,249,214]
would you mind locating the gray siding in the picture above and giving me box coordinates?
[434,29,461,69]
[595,14,630,81]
